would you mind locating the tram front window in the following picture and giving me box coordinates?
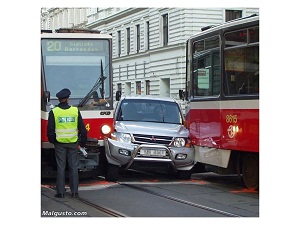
[41,39,111,100]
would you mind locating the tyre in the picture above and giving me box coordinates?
[242,153,259,190]
[105,163,119,181]
[97,149,107,176]
[177,170,192,180]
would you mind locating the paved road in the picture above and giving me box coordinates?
[41,171,258,217]
[41,185,110,217]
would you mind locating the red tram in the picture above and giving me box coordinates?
[41,29,113,177]
[181,15,259,189]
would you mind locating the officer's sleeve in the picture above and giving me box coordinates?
[78,110,87,147]
[47,110,56,143]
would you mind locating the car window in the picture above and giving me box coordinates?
[117,99,182,124]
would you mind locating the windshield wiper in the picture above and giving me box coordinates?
[78,60,106,107]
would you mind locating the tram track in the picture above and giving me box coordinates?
[41,184,127,217]
[65,193,127,217]
[42,174,257,217]
[120,183,242,217]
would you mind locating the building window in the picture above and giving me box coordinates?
[146,21,150,50]
[225,10,242,22]
[162,14,168,46]
[126,27,130,55]
[136,81,141,95]
[118,30,121,57]
[146,80,150,95]
[136,24,140,53]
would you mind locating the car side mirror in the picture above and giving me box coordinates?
[44,91,50,103]
[179,90,184,100]
[116,90,121,101]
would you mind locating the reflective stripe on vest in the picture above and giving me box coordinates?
[53,106,79,143]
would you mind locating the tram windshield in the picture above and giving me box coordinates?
[41,39,111,100]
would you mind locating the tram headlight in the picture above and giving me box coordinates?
[101,124,111,135]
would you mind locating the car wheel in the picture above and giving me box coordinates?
[105,163,119,182]
[177,170,192,180]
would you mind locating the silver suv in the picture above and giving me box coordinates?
[104,96,195,181]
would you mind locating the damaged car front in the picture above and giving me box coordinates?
[104,96,195,181]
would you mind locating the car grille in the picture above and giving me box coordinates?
[132,134,173,145]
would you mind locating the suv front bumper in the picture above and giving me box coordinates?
[104,138,195,171]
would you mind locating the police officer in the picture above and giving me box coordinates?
[47,88,87,198]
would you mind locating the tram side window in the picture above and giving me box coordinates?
[224,27,259,96]
[192,36,220,97]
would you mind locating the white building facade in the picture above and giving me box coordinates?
[41,7,259,100]
[40,8,89,30]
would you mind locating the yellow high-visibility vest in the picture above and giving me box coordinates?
[53,106,78,143]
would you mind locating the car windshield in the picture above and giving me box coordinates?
[117,99,182,124]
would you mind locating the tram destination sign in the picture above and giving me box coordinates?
[43,39,106,53]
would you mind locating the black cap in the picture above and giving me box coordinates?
[56,88,71,99]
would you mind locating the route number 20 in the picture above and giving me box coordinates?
[47,41,61,51]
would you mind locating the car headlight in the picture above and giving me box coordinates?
[101,124,112,135]
[173,137,186,147]
[111,132,132,143]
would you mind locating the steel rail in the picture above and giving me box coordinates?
[67,193,127,217]
[121,183,242,217]
[42,185,127,217]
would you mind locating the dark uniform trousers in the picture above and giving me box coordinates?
[55,142,79,194]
